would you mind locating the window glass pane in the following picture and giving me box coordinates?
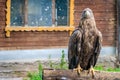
[56,0,69,26]
[28,0,52,26]
[10,0,69,27]
[11,0,24,26]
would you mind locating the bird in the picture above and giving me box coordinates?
[68,8,102,78]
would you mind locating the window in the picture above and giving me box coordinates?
[5,0,74,37]
[11,0,69,26]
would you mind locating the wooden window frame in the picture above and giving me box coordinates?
[5,0,74,37]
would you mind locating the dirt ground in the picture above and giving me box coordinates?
[0,61,120,80]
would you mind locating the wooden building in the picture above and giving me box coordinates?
[0,0,119,60]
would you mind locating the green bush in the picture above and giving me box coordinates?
[27,64,43,80]
[59,50,68,69]
[48,50,68,69]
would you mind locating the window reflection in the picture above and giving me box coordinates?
[11,0,25,26]
[28,0,52,26]
[10,0,69,27]
[56,0,69,26]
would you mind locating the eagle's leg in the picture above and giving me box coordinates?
[88,65,95,78]
[73,64,82,75]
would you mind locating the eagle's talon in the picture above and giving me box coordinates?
[91,70,95,79]
[73,65,82,75]
[89,66,95,79]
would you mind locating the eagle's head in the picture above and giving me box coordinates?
[81,8,94,20]
[79,8,96,29]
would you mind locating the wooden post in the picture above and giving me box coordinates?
[117,0,120,63]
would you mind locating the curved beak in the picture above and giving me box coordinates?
[84,11,90,18]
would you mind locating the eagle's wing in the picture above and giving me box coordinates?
[68,29,82,69]
[93,31,102,67]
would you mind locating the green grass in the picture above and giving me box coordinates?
[106,67,120,72]
[94,65,104,71]
[25,64,43,80]
[94,65,120,72]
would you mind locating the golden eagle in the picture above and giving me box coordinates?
[68,8,102,78]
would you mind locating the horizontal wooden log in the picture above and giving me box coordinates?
[74,4,115,12]
[0,41,69,47]
[74,19,116,25]
[10,31,69,38]
[43,69,91,80]
[43,69,120,80]
[74,0,115,4]
[0,0,7,2]
[74,12,116,20]
[0,46,67,50]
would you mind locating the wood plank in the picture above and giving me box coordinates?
[0,0,6,2]
[0,46,67,50]
[0,36,69,42]
[0,11,5,16]
[0,37,69,47]
[76,15,116,22]
[74,0,115,4]
[74,12,116,20]
[103,36,115,41]
[74,20,116,26]
[103,42,115,46]
[102,33,115,37]
[74,8,104,13]
[0,36,69,41]
[10,31,70,38]
[74,4,115,11]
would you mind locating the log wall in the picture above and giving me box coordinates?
[0,0,117,50]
